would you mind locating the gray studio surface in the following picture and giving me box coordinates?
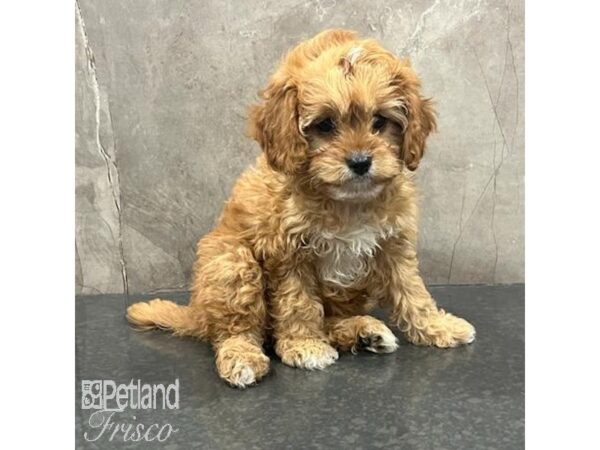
[76,284,524,449]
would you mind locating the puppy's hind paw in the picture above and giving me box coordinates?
[358,325,399,354]
[276,339,339,370]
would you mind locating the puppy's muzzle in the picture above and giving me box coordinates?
[346,152,372,176]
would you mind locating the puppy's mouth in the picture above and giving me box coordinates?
[326,177,385,202]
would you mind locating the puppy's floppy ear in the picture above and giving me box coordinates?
[394,62,437,171]
[247,74,308,174]
[248,29,358,174]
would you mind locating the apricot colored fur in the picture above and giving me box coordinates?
[127,29,475,388]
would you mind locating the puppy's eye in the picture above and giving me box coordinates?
[372,114,387,132]
[314,118,335,134]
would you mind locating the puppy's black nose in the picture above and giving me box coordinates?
[346,153,372,175]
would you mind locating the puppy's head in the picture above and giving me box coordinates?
[248,29,436,202]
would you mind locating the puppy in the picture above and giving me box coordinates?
[127,29,475,388]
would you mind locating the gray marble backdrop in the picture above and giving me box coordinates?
[75,0,524,295]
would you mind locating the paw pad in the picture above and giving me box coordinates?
[357,328,398,354]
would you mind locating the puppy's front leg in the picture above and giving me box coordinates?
[378,239,476,348]
[271,269,339,370]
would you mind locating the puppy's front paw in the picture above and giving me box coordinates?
[276,339,339,370]
[216,337,270,388]
[406,312,476,348]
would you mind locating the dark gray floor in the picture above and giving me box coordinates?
[76,285,524,449]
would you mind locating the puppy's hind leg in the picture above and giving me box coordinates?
[326,315,399,354]
[192,236,270,388]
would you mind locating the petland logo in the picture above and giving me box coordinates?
[81,379,180,443]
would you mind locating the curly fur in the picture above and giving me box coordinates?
[127,29,475,388]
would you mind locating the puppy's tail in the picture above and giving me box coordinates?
[126,299,204,338]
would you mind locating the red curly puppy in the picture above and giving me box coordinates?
[127,29,475,388]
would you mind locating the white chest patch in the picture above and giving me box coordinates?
[308,225,395,288]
